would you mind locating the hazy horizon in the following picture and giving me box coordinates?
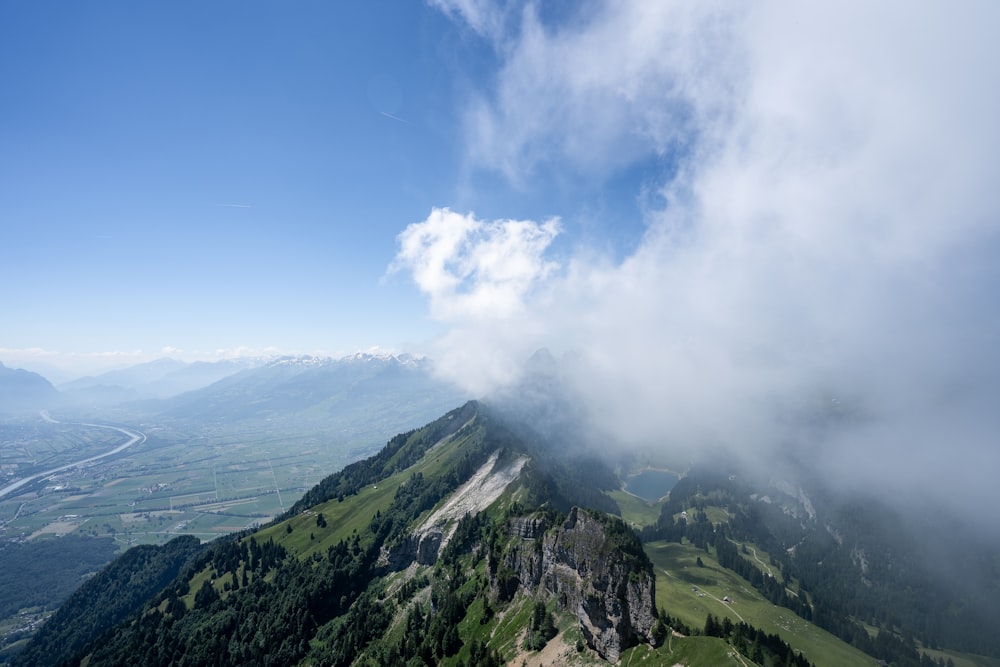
[0,346,412,383]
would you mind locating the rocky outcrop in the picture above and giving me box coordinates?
[492,507,657,662]
[380,527,445,568]
[509,515,548,540]
[415,528,443,565]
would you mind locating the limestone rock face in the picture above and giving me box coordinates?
[380,528,444,568]
[415,528,443,565]
[509,516,548,540]
[494,507,657,662]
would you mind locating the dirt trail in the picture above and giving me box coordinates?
[750,547,773,578]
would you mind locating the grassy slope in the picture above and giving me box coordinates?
[645,539,874,667]
[608,489,663,527]
[256,418,479,558]
[180,418,484,607]
[178,429,869,666]
[174,420,1000,667]
[644,539,1000,667]
[623,636,751,667]
[921,648,1000,667]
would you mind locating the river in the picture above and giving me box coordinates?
[0,413,146,500]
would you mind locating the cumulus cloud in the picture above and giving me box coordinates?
[392,207,560,321]
[390,208,562,393]
[407,1,1000,522]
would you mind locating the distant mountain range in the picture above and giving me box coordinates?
[0,353,470,456]
[1,357,257,413]
[145,353,470,447]
[0,354,471,454]
[56,357,260,402]
[0,362,58,415]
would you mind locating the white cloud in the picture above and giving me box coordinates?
[460,2,742,184]
[428,0,513,42]
[392,207,560,322]
[413,1,1000,520]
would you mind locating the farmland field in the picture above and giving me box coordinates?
[0,414,384,547]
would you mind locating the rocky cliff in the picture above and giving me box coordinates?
[492,507,658,661]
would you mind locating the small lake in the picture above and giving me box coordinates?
[625,469,679,501]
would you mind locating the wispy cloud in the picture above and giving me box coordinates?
[427,0,514,43]
[407,1,1000,524]
[456,2,740,185]
[379,111,412,125]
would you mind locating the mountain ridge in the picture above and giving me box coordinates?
[8,400,999,667]
[12,401,666,666]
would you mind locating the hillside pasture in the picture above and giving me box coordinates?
[646,540,874,667]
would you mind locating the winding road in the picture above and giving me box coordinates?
[0,412,146,500]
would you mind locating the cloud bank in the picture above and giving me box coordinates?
[401,1,1000,522]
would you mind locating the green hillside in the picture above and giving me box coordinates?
[9,401,999,667]
[640,470,1000,667]
[646,539,872,667]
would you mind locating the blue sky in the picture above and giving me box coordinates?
[0,1,647,375]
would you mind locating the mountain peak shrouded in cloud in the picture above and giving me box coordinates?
[397,1,1000,531]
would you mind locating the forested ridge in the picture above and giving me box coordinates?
[13,403,500,666]
[0,535,118,620]
[9,402,650,666]
[14,535,204,667]
[8,403,998,667]
[286,401,481,516]
[641,468,1000,665]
